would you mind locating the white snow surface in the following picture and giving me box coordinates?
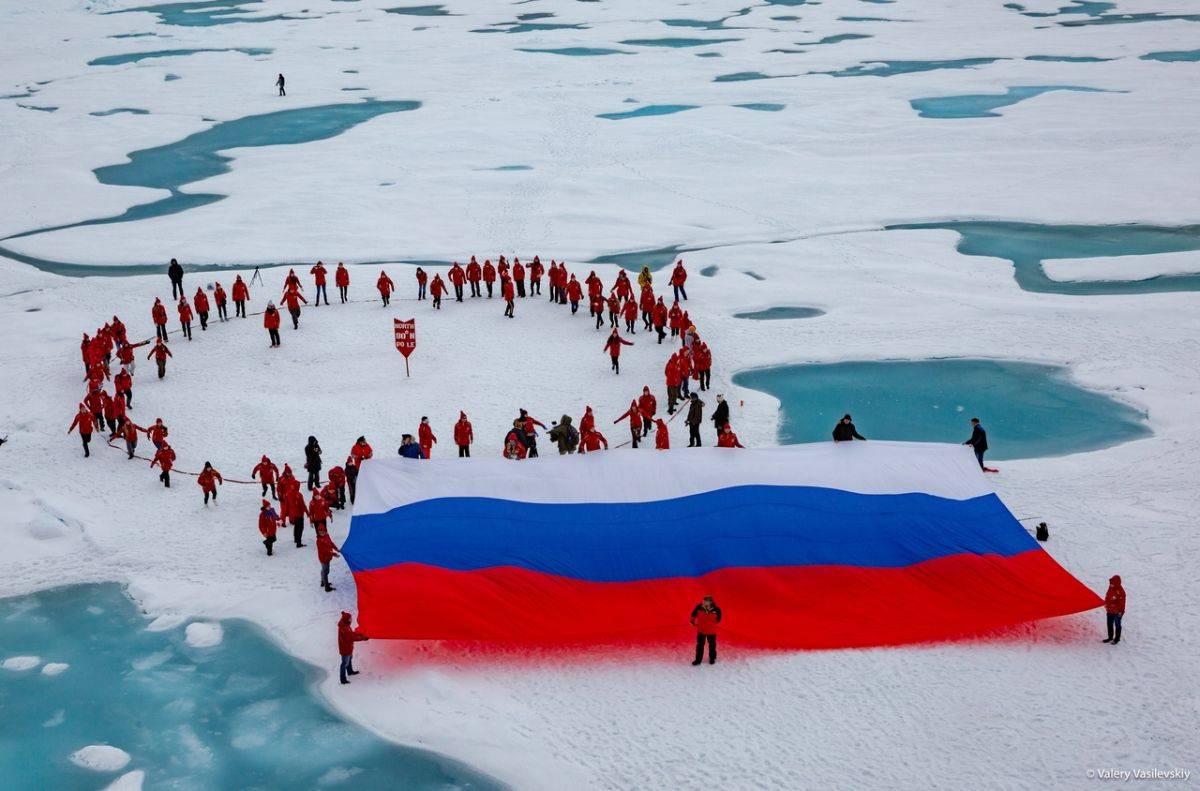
[41,662,70,675]
[184,622,224,648]
[70,745,132,773]
[1043,252,1200,282]
[103,770,145,791]
[1,0,1198,788]
[2,656,41,672]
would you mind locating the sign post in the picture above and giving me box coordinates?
[394,318,416,376]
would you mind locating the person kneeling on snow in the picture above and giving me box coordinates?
[338,611,369,684]
[690,596,722,665]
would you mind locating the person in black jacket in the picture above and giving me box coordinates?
[832,414,865,442]
[168,258,184,300]
[304,436,322,489]
[686,393,705,447]
[710,394,729,441]
[963,418,988,470]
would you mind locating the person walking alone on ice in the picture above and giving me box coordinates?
[711,394,729,442]
[168,258,184,300]
[432,273,447,309]
[213,281,228,321]
[305,436,323,490]
[151,443,176,488]
[671,260,688,302]
[377,270,395,307]
[68,403,95,457]
[147,338,172,379]
[337,612,369,684]
[454,412,473,457]
[276,73,285,96]
[690,596,721,665]
[263,302,281,347]
[253,455,280,499]
[963,417,995,472]
[316,524,340,592]
[151,298,169,341]
[311,261,329,306]
[603,328,633,374]
[197,461,224,505]
[419,417,437,458]
[686,392,705,447]
[415,267,427,300]
[449,262,466,302]
[259,500,279,556]
[177,298,193,340]
[1103,575,1125,645]
[280,286,306,329]
[232,275,250,318]
[502,276,515,318]
[335,262,350,303]
[832,414,866,442]
[614,399,644,449]
[193,287,210,331]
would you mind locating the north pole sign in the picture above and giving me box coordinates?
[394,318,416,376]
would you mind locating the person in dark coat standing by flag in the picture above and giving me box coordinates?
[690,596,721,665]
[710,394,729,442]
[1102,575,1125,645]
[963,417,989,470]
[304,436,322,490]
[832,414,866,442]
[685,393,705,447]
[337,611,369,684]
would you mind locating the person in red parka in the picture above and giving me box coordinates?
[448,262,466,302]
[350,436,373,466]
[316,523,340,592]
[503,421,528,460]
[311,261,329,305]
[482,259,496,298]
[252,455,280,499]
[278,464,299,503]
[621,298,638,334]
[603,329,633,374]
[664,353,683,414]
[335,262,350,303]
[282,485,309,548]
[614,399,644,449]
[418,416,437,458]
[415,267,429,301]
[638,386,657,437]
[639,285,656,331]
[259,499,280,555]
[690,595,721,664]
[655,418,670,450]
[566,275,583,314]
[430,274,446,309]
[213,282,228,322]
[197,461,224,504]
[613,271,633,301]
[1103,575,1125,644]
[309,488,332,533]
[147,417,169,450]
[668,300,683,338]
[338,611,369,684]
[68,403,95,457]
[151,298,169,342]
[111,315,128,345]
[263,302,282,347]
[501,277,515,318]
[717,424,745,448]
[579,405,595,436]
[232,275,250,318]
[279,287,307,330]
[85,387,106,429]
[284,268,303,293]
[120,419,143,459]
[695,342,713,391]
[590,293,606,329]
[671,260,688,302]
[377,270,395,307]
[147,339,173,379]
[327,464,347,509]
[465,256,481,297]
[150,443,176,488]
[512,258,526,298]
[193,287,210,331]
[579,427,608,454]
[177,298,194,341]
[530,256,544,296]
[453,411,473,458]
[606,293,620,329]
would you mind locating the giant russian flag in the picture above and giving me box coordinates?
[341,442,1101,648]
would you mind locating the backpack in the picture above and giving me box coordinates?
[566,425,579,448]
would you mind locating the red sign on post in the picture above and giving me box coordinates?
[394,318,416,377]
